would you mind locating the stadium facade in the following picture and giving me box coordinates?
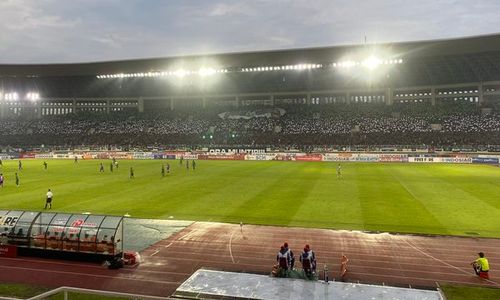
[0,34,499,119]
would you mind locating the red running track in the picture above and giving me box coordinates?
[0,222,499,297]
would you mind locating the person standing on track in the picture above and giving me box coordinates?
[277,245,291,274]
[284,242,295,270]
[471,252,490,279]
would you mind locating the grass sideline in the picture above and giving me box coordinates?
[440,284,500,300]
[0,159,499,237]
[0,282,129,299]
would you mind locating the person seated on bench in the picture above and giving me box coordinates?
[471,252,489,279]
[276,246,291,273]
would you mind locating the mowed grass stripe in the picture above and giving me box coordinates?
[356,164,448,234]
[0,160,499,237]
[292,163,365,230]
[386,164,500,236]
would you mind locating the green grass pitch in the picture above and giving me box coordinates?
[0,159,499,237]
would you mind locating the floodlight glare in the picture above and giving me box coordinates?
[175,69,187,77]
[199,68,216,76]
[363,56,381,70]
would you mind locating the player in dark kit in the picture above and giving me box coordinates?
[43,161,48,170]
[129,167,134,179]
[15,173,19,187]
[110,162,114,172]
[161,164,165,177]
[180,156,183,165]
[74,156,78,163]
[166,163,170,174]
[18,160,22,170]
[186,160,189,170]
[192,160,196,170]
[99,163,104,172]
[0,174,4,188]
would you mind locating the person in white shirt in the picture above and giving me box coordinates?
[45,189,53,209]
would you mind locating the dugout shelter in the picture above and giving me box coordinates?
[0,210,124,260]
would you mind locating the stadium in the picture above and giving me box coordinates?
[0,33,499,299]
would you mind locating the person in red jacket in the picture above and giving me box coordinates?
[276,246,291,271]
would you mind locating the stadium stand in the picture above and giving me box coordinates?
[0,34,500,150]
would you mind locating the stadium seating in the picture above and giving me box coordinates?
[0,104,498,149]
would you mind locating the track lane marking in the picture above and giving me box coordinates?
[403,239,500,287]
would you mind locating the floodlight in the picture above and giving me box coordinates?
[362,56,382,70]
[175,69,187,77]
[199,68,216,76]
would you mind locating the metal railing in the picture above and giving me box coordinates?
[0,286,171,300]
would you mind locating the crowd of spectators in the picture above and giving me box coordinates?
[0,104,499,149]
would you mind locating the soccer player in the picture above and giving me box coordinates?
[99,163,104,172]
[129,167,134,179]
[114,160,119,169]
[18,160,22,170]
[110,162,114,172]
[336,164,342,179]
[43,161,48,170]
[186,160,189,170]
[74,156,78,163]
[15,173,19,187]
[0,173,4,188]
[166,163,170,174]
[192,160,196,170]
[45,189,53,209]
[161,164,165,177]
[179,156,183,165]
[0,159,3,166]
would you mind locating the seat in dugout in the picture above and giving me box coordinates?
[0,210,124,258]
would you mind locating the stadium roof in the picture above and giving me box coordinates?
[1,33,500,78]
